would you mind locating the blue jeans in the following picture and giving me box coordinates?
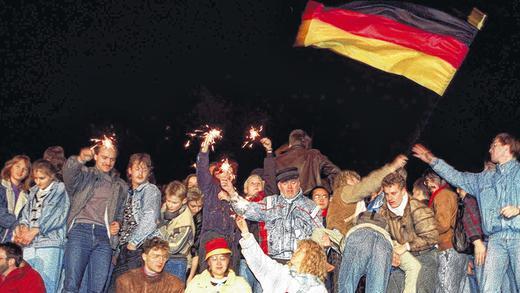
[239,258,262,293]
[338,228,393,293]
[63,223,113,293]
[164,257,187,283]
[436,248,468,293]
[24,246,64,293]
[481,236,520,292]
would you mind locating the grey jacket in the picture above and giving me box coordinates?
[19,181,70,248]
[63,156,128,248]
[231,190,323,260]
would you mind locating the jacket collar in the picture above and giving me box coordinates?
[496,159,519,175]
[133,182,150,192]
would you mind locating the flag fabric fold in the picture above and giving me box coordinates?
[295,1,482,95]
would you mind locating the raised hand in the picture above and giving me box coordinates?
[390,154,408,171]
[235,216,249,234]
[412,144,436,164]
[260,137,273,153]
[79,147,94,163]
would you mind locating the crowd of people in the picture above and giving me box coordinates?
[0,129,519,293]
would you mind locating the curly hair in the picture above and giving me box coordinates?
[142,237,169,254]
[290,239,328,282]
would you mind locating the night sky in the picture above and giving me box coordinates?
[1,0,519,185]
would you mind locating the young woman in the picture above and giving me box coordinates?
[0,155,31,242]
[186,237,251,292]
[15,159,70,293]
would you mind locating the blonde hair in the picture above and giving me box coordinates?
[332,170,360,190]
[290,239,327,282]
[1,155,31,191]
[243,174,265,194]
[164,180,187,200]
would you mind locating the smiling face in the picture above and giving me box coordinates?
[10,160,30,185]
[94,147,117,173]
[207,254,230,279]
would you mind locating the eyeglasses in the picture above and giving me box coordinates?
[148,254,169,261]
[313,194,329,199]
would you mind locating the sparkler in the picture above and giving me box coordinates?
[242,126,264,149]
[184,125,223,151]
[90,134,116,151]
[220,158,232,173]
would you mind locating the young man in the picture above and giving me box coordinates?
[379,172,439,293]
[111,153,161,285]
[413,132,520,292]
[0,242,45,293]
[116,237,184,293]
[62,145,128,292]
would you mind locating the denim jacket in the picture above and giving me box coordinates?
[0,180,29,242]
[126,182,161,246]
[231,190,323,260]
[18,181,70,248]
[431,158,520,238]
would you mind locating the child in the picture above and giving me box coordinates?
[186,187,203,283]
[159,181,195,283]
[15,159,70,293]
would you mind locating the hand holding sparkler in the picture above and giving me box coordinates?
[184,125,223,153]
[260,137,273,153]
[242,126,264,149]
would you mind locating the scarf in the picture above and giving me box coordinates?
[428,184,449,208]
[387,193,409,217]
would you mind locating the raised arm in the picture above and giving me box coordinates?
[63,148,95,196]
[341,155,407,204]
[412,144,480,196]
[260,138,278,196]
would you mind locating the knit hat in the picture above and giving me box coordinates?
[276,167,299,183]
[205,238,232,260]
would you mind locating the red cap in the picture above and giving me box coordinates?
[205,237,232,260]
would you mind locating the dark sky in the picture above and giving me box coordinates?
[1,0,519,185]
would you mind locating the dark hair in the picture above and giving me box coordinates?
[494,132,519,157]
[382,172,406,189]
[289,129,312,149]
[43,146,65,173]
[423,169,445,186]
[184,173,197,188]
[0,242,23,267]
[310,186,330,197]
[412,177,430,198]
[142,237,169,254]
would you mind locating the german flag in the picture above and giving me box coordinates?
[295,1,485,95]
